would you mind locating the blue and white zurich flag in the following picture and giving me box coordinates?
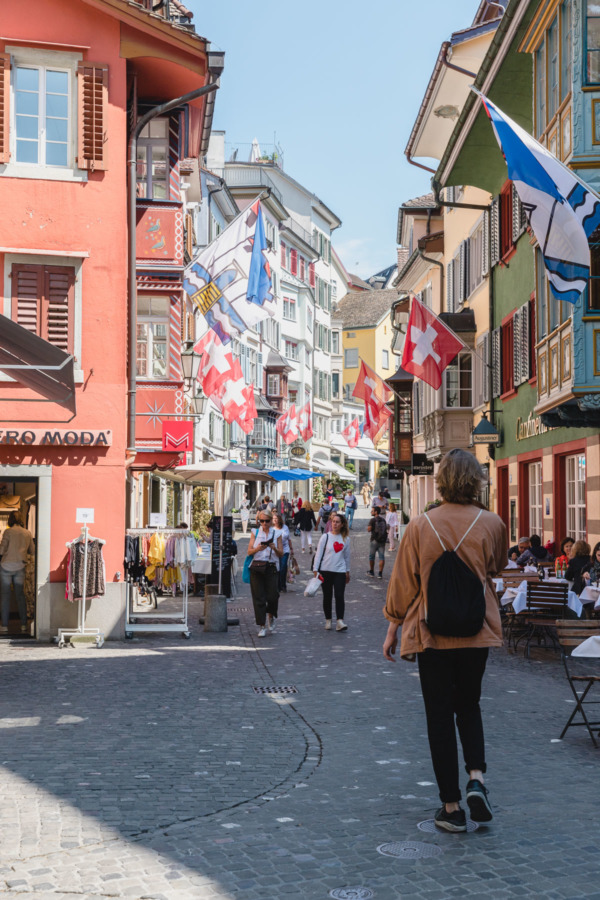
[478,91,600,303]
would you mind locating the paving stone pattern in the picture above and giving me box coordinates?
[0,506,598,898]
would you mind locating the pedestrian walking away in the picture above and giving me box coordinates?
[247,511,284,637]
[272,511,294,593]
[0,512,34,633]
[296,501,316,552]
[344,488,358,529]
[382,449,507,833]
[313,512,350,632]
[316,499,334,534]
[368,506,388,578]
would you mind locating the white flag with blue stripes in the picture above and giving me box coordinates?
[476,90,600,303]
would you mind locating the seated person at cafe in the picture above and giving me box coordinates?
[554,536,575,572]
[516,534,550,566]
[581,542,600,588]
[565,540,592,595]
[508,536,530,561]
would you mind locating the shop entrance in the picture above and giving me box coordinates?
[0,477,38,638]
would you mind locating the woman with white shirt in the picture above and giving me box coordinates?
[313,512,351,632]
[386,503,399,551]
[272,511,294,593]
[247,510,284,637]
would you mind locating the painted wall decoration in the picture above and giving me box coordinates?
[136,202,184,267]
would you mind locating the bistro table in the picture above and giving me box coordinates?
[510,586,583,617]
[579,584,600,610]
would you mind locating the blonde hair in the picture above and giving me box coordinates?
[258,510,273,523]
[435,449,485,505]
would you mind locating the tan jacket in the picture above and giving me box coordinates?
[384,502,507,660]
[0,525,34,567]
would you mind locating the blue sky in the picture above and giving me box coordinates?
[186,0,482,279]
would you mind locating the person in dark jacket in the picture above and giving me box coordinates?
[516,534,550,566]
[565,540,592,595]
[296,502,317,553]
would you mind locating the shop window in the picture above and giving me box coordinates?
[444,352,472,408]
[136,294,169,378]
[566,453,586,540]
[136,118,168,199]
[11,263,75,353]
[529,461,543,538]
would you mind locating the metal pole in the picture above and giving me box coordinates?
[126,80,220,526]
[218,478,225,595]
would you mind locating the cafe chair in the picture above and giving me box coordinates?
[497,573,540,649]
[515,582,569,658]
[555,620,600,748]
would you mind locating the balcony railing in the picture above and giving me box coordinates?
[223,165,284,206]
[283,217,313,249]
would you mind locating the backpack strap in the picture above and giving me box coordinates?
[424,508,484,553]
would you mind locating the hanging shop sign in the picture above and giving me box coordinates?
[290,445,305,458]
[161,421,193,452]
[412,453,434,476]
[0,429,112,446]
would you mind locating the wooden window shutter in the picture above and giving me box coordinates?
[482,332,490,403]
[521,301,530,382]
[512,185,522,244]
[280,242,286,268]
[77,63,108,171]
[529,297,537,379]
[482,210,490,277]
[44,266,75,352]
[513,306,522,387]
[491,326,502,398]
[502,318,514,394]
[490,198,500,267]
[459,245,466,304]
[299,256,305,281]
[0,53,10,164]
[309,263,315,288]
[12,264,43,335]
[446,259,454,312]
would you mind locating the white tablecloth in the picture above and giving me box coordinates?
[499,581,528,606]
[579,585,600,606]
[511,589,582,618]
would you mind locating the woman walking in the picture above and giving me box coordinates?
[296,501,316,553]
[383,449,507,832]
[272,511,294,593]
[386,503,399,551]
[361,482,371,508]
[313,512,351,632]
[247,510,283,637]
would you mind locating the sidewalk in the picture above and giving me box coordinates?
[0,505,598,899]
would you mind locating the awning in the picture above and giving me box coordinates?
[0,313,76,414]
[265,468,321,482]
[312,457,359,482]
[126,449,184,472]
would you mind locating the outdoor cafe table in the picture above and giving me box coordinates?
[494,578,583,617]
[579,584,600,611]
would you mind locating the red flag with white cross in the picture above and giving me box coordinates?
[298,400,313,442]
[342,417,360,448]
[401,296,465,390]
[276,405,299,445]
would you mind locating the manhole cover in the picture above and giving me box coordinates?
[376,841,442,859]
[252,685,298,694]
[417,818,478,833]
[329,889,374,900]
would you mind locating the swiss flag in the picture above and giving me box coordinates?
[364,402,392,444]
[298,400,313,442]
[352,361,391,406]
[237,385,258,435]
[276,405,299,445]
[194,330,236,397]
[401,296,464,390]
[342,417,360,448]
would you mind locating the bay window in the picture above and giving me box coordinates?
[444,353,472,408]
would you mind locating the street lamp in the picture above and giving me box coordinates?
[180,340,201,391]
[191,388,207,417]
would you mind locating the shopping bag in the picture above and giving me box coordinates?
[242,555,252,584]
[290,555,300,576]
[304,575,323,597]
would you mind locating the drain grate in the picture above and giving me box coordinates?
[377,840,442,859]
[330,889,374,900]
[228,607,250,612]
[253,685,298,695]
[418,818,478,834]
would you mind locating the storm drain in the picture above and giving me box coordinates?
[252,685,298,695]
[329,889,374,900]
[376,840,442,859]
[418,818,479,834]
[228,607,250,613]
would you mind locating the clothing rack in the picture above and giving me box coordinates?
[57,524,105,649]
[125,528,194,639]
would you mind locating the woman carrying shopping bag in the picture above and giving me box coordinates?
[313,512,351,632]
[247,511,283,638]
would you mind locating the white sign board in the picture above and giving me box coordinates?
[149,512,167,527]
[76,508,95,524]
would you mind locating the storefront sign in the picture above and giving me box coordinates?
[388,465,405,480]
[0,429,112,446]
[290,446,305,458]
[412,453,434,476]
[162,421,193,452]
[515,413,552,442]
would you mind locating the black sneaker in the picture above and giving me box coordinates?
[434,806,467,833]
[367,570,374,577]
[378,572,383,579]
[466,780,493,822]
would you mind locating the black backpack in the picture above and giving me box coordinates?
[321,505,332,524]
[424,510,486,638]
[372,515,388,543]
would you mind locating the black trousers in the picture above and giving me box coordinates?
[320,570,346,620]
[250,565,279,626]
[417,647,489,804]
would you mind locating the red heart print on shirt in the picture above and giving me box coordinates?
[333,541,344,553]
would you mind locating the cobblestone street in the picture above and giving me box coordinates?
[0,507,598,899]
